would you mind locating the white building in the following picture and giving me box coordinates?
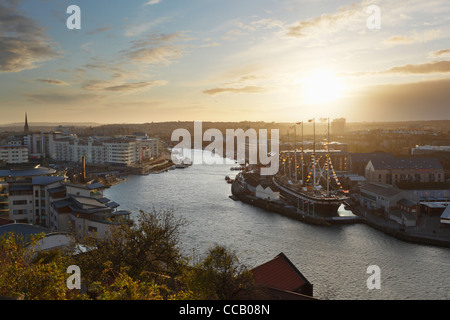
[51,136,160,167]
[7,176,67,226]
[49,183,131,239]
[24,132,66,160]
[359,182,419,214]
[0,166,130,239]
[0,145,29,164]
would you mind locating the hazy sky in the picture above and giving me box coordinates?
[1,0,450,124]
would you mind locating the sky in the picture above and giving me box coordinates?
[1,0,450,124]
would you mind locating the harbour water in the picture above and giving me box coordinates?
[104,151,450,300]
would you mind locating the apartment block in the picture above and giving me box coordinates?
[0,145,29,164]
[0,166,130,239]
[51,136,160,167]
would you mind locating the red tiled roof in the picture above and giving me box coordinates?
[251,252,310,293]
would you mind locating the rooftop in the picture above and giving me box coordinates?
[0,223,51,242]
[349,152,394,162]
[370,157,443,170]
[360,182,404,198]
[251,252,312,294]
[0,166,56,178]
[396,182,450,190]
[64,182,104,190]
[32,176,66,186]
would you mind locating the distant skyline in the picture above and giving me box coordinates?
[1,0,450,124]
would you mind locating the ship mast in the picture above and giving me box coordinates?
[294,124,297,182]
[301,121,304,186]
[313,118,316,191]
[287,129,291,179]
[327,118,330,196]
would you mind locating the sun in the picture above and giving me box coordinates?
[302,70,344,105]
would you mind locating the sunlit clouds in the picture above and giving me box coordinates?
[0,0,449,124]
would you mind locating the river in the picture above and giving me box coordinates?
[104,150,450,300]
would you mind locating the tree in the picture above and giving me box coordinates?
[0,232,82,300]
[186,245,262,300]
[71,209,189,296]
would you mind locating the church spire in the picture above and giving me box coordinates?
[24,112,29,134]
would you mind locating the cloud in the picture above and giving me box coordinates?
[251,18,285,30]
[129,32,185,50]
[286,3,364,38]
[384,29,441,45]
[86,26,113,35]
[341,61,450,77]
[429,49,450,58]
[199,42,220,48]
[203,86,271,96]
[82,80,168,92]
[126,45,183,65]
[144,0,162,5]
[24,92,102,105]
[35,78,69,86]
[124,16,172,37]
[103,80,168,92]
[381,61,450,74]
[0,1,59,73]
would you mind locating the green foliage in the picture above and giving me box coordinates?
[186,244,260,300]
[0,232,82,300]
[0,210,260,300]
[71,209,188,285]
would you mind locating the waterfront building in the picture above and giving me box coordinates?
[365,157,445,185]
[359,182,419,215]
[0,166,130,239]
[24,131,75,160]
[395,181,450,203]
[0,166,58,224]
[51,135,160,167]
[49,182,131,239]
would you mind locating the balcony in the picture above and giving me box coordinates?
[90,210,132,225]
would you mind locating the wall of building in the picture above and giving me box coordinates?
[0,145,28,164]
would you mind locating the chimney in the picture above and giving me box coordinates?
[82,156,86,183]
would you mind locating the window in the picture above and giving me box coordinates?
[13,200,27,205]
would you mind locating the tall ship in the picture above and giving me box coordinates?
[273,118,349,217]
